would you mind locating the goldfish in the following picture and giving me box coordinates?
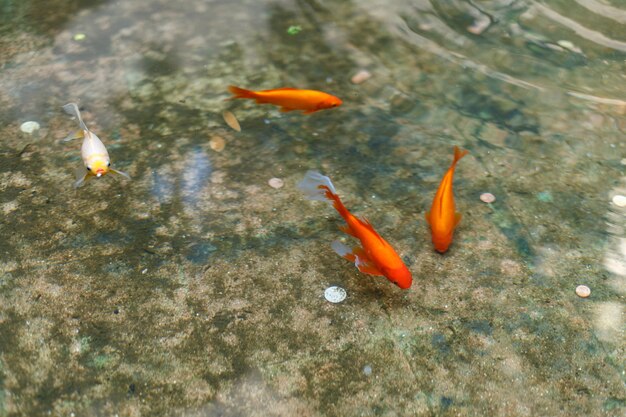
[299,171,412,289]
[426,146,469,253]
[63,103,130,188]
[228,85,342,114]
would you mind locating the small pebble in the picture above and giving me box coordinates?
[575,285,590,298]
[268,178,284,189]
[480,192,496,203]
[351,70,372,85]
[20,121,40,134]
[73,33,86,41]
[324,286,346,303]
[466,17,491,35]
[209,136,225,152]
[557,40,582,53]
[612,195,626,208]
[363,365,372,376]
[222,110,241,132]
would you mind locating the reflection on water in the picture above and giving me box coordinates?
[600,173,626,344]
[0,0,625,415]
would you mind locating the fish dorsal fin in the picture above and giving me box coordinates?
[358,216,375,231]
[454,212,463,227]
[357,217,386,244]
[261,87,298,92]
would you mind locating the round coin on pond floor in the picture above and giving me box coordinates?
[20,121,40,134]
[351,70,372,84]
[480,192,496,203]
[612,195,626,208]
[209,136,225,152]
[268,178,284,189]
[575,285,591,298]
[324,286,346,303]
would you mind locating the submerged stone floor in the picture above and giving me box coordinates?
[0,0,624,416]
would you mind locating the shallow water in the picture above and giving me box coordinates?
[0,0,624,415]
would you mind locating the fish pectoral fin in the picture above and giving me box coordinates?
[63,130,84,142]
[111,168,131,180]
[332,240,384,276]
[351,247,384,276]
[354,255,384,276]
[454,212,463,227]
[425,211,431,225]
[74,172,90,189]
[74,165,87,180]
[279,107,297,113]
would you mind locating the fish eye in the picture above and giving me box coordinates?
[107,162,111,167]
[86,166,91,171]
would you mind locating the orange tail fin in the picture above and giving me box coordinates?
[298,170,350,220]
[451,146,469,168]
[320,186,350,219]
[228,85,257,100]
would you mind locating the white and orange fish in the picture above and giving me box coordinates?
[426,146,469,253]
[228,85,342,114]
[63,103,130,188]
[299,171,412,289]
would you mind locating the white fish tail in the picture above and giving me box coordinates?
[63,102,89,132]
[298,170,337,203]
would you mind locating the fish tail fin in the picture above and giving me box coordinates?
[452,146,469,167]
[298,171,337,202]
[298,170,350,217]
[228,85,257,100]
[63,102,89,132]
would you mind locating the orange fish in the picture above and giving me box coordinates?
[228,85,342,114]
[426,146,469,253]
[299,171,412,289]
